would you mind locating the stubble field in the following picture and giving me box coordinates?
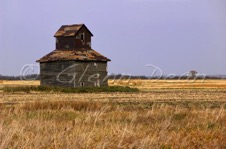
[0,80,226,148]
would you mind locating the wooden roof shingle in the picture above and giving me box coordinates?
[37,48,110,63]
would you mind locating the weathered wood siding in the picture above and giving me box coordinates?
[75,26,92,48]
[56,26,92,49]
[40,61,108,87]
[56,37,76,49]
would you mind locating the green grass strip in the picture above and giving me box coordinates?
[3,86,139,93]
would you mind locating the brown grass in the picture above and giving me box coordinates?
[1,80,226,148]
[1,99,226,148]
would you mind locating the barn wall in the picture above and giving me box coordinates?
[40,61,108,87]
[56,37,76,49]
[56,26,92,49]
[75,26,92,48]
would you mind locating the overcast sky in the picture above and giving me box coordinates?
[1,0,226,76]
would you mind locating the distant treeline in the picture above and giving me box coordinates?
[0,74,225,80]
[108,74,226,80]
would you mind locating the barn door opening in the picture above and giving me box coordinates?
[80,82,85,87]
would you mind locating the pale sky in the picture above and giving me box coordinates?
[1,0,226,76]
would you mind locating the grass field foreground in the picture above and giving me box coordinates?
[0,80,226,148]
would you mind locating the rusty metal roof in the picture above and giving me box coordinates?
[36,48,111,63]
[54,24,93,37]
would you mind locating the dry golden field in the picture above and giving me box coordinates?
[109,79,226,90]
[1,80,226,148]
[1,79,226,89]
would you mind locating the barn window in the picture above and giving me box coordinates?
[81,33,85,40]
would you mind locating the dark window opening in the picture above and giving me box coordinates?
[81,34,84,40]
[80,82,85,87]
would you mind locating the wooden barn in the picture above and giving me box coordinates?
[36,24,111,87]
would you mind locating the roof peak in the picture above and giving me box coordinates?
[54,23,93,37]
[62,23,84,27]
[61,24,85,27]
